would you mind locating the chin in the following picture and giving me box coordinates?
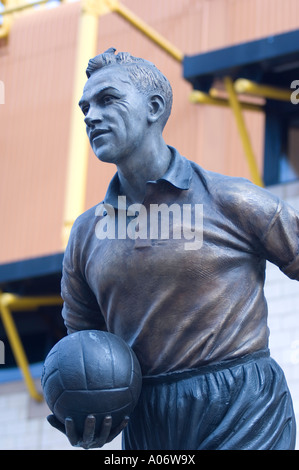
[93,146,128,165]
[94,151,119,164]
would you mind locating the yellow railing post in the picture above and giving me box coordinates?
[62,0,100,249]
[0,293,63,401]
[224,76,263,187]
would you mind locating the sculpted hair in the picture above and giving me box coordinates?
[86,48,173,128]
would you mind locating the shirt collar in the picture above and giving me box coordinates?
[104,146,192,208]
[157,145,192,190]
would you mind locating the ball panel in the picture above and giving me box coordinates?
[128,369,143,404]
[81,331,116,389]
[41,347,59,386]
[42,369,64,412]
[106,334,136,388]
[55,388,133,416]
[57,333,87,390]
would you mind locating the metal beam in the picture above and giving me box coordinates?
[0,0,64,38]
[0,0,50,15]
[114,1,183,63]
[189,90,263,112]
[224,77,263,187]
[234,78,291,102]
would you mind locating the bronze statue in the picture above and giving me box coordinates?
[48,48,297,449]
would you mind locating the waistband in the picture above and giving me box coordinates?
[142,349,270,385]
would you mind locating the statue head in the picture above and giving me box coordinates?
[85,48,173,130]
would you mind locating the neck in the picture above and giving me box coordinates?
[117,135,171,204]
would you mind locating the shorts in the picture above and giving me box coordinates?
[122,350,296,450]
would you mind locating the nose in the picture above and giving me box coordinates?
[84,106,103,127]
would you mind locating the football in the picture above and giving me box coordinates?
[41,330,142,435]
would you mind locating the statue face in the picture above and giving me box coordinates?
[79,66,150,165]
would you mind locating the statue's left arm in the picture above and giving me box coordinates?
[217,177,299,281]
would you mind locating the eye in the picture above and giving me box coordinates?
[81,105,89,116]
[102,94,116,105]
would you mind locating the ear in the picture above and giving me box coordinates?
[147,94,166,124]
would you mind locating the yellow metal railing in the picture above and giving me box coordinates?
[0,0,65,39]
[190,76,291,187]
[189,89,263,113]
[190,77,293,188]
[113,1,183,63]
[0,293,63,401]
[1,0,50,15]
[190,81,264,187]
[234,78,291,102]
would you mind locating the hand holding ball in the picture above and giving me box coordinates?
[41,330,142,448]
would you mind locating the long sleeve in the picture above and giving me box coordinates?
[215,177,299,281]
[61,216,107,334]
[261,199,299,280]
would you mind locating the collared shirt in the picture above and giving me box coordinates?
[61,146,299,375]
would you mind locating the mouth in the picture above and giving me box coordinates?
[90,129,110,141]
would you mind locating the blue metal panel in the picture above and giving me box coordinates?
[183,28,299,91]
[0,252,64,295]
[0,252,64,284]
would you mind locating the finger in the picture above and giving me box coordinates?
[82,415,96,449]
[46,414,66,434]
[65,417,80,447]
[107,416,130,443]
[97,415,113,447]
